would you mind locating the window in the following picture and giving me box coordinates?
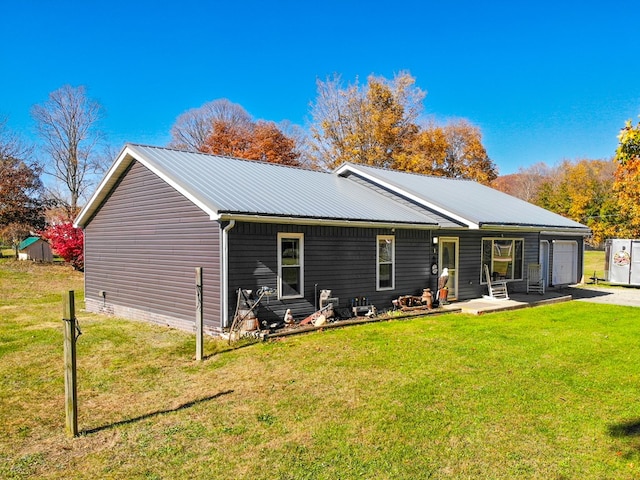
[377,235,395,290]
[278,233,304,298]
[481,238,524,282]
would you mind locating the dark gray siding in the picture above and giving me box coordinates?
[84,160,222,332]
[441,230,541,299]
[227,223,436,324]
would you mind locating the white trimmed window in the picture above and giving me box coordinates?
[377,235,395,290]
[481,238,524,282]
[278,233,304,299]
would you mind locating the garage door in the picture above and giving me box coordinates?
[552,241,578,285]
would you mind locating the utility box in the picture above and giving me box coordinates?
[605,239,640,286]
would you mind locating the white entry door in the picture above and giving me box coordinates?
[439,237,459,300]
[552,241,578,285]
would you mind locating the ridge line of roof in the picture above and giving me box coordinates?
[338,161,477,182]
[126,143,328,175]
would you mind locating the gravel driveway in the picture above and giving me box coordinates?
[567,285,640,307]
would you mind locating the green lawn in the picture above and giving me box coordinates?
[1,259,640,479]
[584,250,606,283]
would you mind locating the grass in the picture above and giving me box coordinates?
[584,250,606,283]
[2,259,640,478]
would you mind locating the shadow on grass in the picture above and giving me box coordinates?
[81,390,234,435]
[608,419,640,437]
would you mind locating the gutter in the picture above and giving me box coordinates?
[480,224,591,235]
[216,213,438,230]
[221,220,236,328]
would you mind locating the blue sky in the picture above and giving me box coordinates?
[2,0,639,174]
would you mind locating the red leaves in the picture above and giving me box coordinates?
[41,223,84,271]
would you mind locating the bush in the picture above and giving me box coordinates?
[41,223,84,271]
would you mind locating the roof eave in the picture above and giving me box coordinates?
[480,223,591,235]
[217,212,439,230]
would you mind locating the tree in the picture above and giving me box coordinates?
[31,85,105,218]
[309,72,424,169]
[491,163,551,203]
[534,159,617,245]
[41,222,84,271]
[440,120,497,184]
[613,118,640,237]
[309,72,497,183]
[170,99,301,165]
[199,119,300,165]
[169,99,253,152]
[0,118,45,257]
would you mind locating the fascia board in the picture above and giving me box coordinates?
[74,144,134,227]
[335,164,478,229]
[124,145,219,220]
[74,144,219,228]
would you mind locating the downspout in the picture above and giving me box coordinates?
[221,220,236,329]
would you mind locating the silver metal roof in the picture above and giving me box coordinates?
[337,163,590,232]
[75,144,590,234]
[75,144,444,228]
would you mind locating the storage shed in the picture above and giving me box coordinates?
[18,236,53,262]
[75,144,590,335]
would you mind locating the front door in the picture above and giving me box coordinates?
[439,237,459,300]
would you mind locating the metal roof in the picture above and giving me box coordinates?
[18,237,43,250]
[76,144,590,235]
[336,163,590,232]
[75,144,445,229]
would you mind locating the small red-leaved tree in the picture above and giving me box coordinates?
[42,223,84,271]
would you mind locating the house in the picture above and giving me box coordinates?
[18,236,53,262]
[74,144,590,335]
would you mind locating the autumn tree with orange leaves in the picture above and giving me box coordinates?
[170,99,301,166]
[613,118,640,237]
[310,72,497,184]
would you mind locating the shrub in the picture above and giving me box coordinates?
[41,223,84,271]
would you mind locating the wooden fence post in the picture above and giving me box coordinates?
[63,290,79,437]
[195,267,203,361]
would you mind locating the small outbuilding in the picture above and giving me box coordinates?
[18,236,53,262]
[75,144,591,335]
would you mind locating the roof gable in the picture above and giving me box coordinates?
[75,144,443,229]
[336,163,590,232]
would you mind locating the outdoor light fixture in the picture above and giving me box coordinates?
[433,236,438,244]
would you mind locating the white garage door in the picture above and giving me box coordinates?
[552,241,578,285]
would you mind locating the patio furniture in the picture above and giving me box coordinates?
[484,264,509,300]
[526,263,545,294]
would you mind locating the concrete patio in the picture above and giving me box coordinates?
[439,284,640,314]
[439,289,573,315]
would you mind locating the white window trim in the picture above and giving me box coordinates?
[377,235,395,291]
[481,237,525,284]
[277,232,304,299]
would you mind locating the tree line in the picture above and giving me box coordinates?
[490,124,640,247]
[2,73,640,268]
